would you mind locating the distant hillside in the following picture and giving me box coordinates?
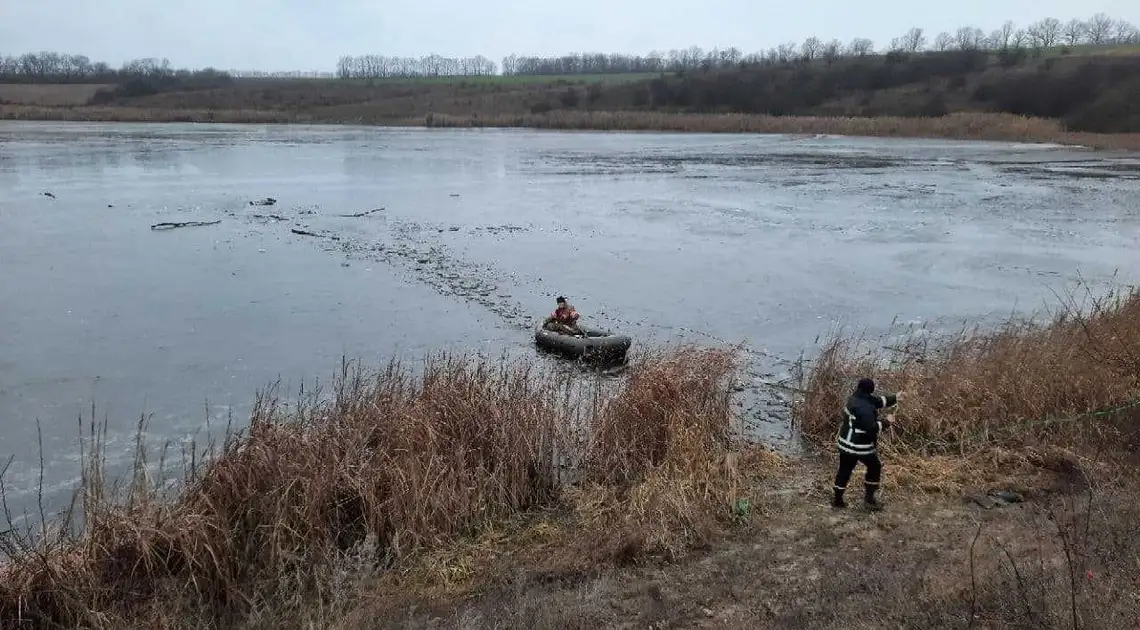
[2,45,1139,144]
[593,48,1140,133]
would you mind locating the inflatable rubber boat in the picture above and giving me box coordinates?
[534,324,632,363]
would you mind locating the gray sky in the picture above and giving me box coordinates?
[2,0,1138,73]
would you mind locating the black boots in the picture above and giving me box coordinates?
[833,485,886,510]
[833,486,883,510]
[864,485,883,511]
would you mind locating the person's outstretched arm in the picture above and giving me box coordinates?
[874,391,902,409]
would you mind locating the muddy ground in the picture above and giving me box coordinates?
[336,450,1138,630]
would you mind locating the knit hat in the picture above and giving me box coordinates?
[856,378,875,394]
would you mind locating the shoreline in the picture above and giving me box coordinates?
[1,280,1139,626]
[4,107,1140,626]
[5,105,1140,150]
[2,333,1137,627]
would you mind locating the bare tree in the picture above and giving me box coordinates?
[776,42,799,63]
[338,53,497,78]
[1011,29,1028,49]
[990,21,1017,50]
[956,27,985,51]
[0,51,232,85]
[740,52,763,66]
[800,37,822,61]
[1112,19,1139,44]
[934,32,955,51]
[1086,13,1113,45]
[1027,17,1062,51]
[847,38,875,56]
[822,39,843,64]
[899,27,927,52]
[1063,19,1087,46]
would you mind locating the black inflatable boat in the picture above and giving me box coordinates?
[534,324,632,363]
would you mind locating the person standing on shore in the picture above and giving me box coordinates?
[832,377,903,511]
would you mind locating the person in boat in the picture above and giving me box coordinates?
[543,296,583,335]
[832,377,904,511]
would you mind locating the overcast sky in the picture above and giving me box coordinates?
[1,0,1138,72]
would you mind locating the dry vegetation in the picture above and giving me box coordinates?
[0,345,765,629]
[372,470,1140,629]
[0,103,311,124]
[5,103,1140,150]
[793,282,1140,491]
[421,111,1140,149]
[4,44,1140,149]
[412,280,1140,630]
[3,283,1140,628]
[0,84,111,106]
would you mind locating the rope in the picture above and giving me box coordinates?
[962,398,1140,444]
[593,311,811,369]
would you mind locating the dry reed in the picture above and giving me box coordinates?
[0,104,313,124]
[0,84,112,106]
[420,111,1140,150]
[0,344,757,628]
[569,346,755,558]
[5,103,1140,150]
[793,283,1140,488]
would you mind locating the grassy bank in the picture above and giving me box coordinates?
[3,285,1140,628]
[4,47,1140,149]
[0,346,768,628]
[5,104,1140,150]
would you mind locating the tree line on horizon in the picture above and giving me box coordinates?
[0,13,1137,84]
[342,13,1138,78]
[500,13,1137,76]
[335,54,497,80]
[0,55,235,85]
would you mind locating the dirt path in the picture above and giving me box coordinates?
[343,456,1094,630]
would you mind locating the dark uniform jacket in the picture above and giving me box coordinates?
[836,390,898,456]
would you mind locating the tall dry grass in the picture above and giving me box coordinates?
[793,284,1140,478]
[586,347,737,484]
[569,347,755,558]
[6,103,1140,150]
[0,84,112,106]
[0,345,755,629]
[419,111,1140,150]
[0,104,311,124]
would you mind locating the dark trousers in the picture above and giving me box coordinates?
[834,451,882,498]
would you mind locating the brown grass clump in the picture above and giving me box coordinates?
[0,345,761,628]
[586,346,737,484]
[793,284,1140,489]
[569,346,760,559]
